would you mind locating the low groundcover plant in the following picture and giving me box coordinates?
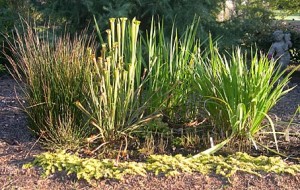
[23,150,300,184]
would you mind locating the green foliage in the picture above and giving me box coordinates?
[30,0,103,33]
[171,137,184,147]
[216,1,298,55]
[0,0,31,36]
[28,0,223,39]
[192,37,298,150]
[2,0,288,55]
[133,0,222,37]
[5,16,295,154]
[0,0,16,35]
[3,22,95,150]
[24,150,300,184]
[75,18,162,150]
[136,118,170,137]
[144,18,202,124]
[289,29,300,64]
[0,0,34,65]
[266,0,300,14]
[1,0,296,55]
[23,150,147,183]
[216,1,275,51]
[0,64,6,76]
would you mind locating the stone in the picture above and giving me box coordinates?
[268,30,292,71]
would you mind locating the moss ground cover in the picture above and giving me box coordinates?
[24,150,300,184]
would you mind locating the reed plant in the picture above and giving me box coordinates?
[4,22,95,150]
[192,38,297,152]
[144,18,202,125]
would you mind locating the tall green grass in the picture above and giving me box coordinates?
[144,18,202,124]
[4,22,95,150]
[192,38,297,152]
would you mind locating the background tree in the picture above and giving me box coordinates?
[1,0,299,63]
[266,0,300,14]
[0,0,33,66]
[28,0,223,37]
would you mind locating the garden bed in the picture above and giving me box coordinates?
[0,71,299,189]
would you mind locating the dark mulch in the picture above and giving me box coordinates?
[1,73,300,190]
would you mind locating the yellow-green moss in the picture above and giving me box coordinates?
[23,150,300,184]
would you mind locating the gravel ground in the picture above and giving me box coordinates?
[0,73,299,190]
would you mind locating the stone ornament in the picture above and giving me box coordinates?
[268,30,292,71]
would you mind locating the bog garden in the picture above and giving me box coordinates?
[1,0,300,188]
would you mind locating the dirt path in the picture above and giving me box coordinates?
[0,73,300,189]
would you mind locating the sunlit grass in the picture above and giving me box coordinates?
[192,37,298,153]
[75,18,163,154]
[144,18,202,124]
[4,21,95,150]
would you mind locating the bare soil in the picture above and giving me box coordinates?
[0,73,300,190]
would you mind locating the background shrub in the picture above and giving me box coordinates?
[2,0,298,64]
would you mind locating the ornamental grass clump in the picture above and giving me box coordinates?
[192,38,298,152]
[144,18,202,124]
[4,22,95,150]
